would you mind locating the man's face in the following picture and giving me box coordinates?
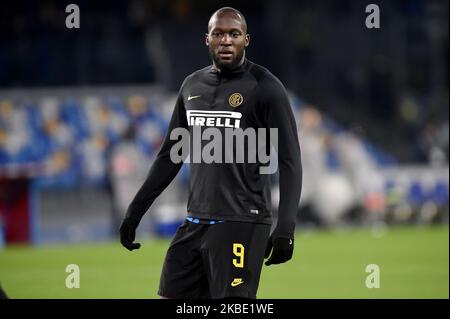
[206,14,250,72]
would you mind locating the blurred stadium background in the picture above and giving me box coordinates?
[0,0,448,298]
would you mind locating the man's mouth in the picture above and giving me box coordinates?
[218,50,233,60]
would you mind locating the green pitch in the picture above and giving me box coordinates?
[0,225,448,299]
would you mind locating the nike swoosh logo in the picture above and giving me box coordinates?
[187,95,201,101]
[231,279,244,287]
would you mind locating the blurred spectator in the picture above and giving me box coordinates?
[418,121,448,167]
[106,125,147,231]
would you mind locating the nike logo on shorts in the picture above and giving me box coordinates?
[231,278,244,287]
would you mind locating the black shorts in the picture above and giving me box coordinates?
[158,220,271,299]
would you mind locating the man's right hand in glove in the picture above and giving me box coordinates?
[120,217,141,251]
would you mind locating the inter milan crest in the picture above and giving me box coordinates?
[229,93,243,107]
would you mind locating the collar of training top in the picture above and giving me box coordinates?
[209,58,249,77]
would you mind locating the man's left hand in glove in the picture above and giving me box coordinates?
[264,236,294,266]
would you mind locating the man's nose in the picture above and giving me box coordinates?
[220,33,232,45]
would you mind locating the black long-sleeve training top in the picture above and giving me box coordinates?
[126,59,302,239]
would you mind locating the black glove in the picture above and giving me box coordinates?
[264,236,294,266]
[120,217,141,251]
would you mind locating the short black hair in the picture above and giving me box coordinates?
[208,7,247,33]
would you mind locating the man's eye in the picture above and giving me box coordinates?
[232,32,241,38]
[212,32,222,37]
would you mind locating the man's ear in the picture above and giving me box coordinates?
[205,33,209,46]
[245,34,250,47]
